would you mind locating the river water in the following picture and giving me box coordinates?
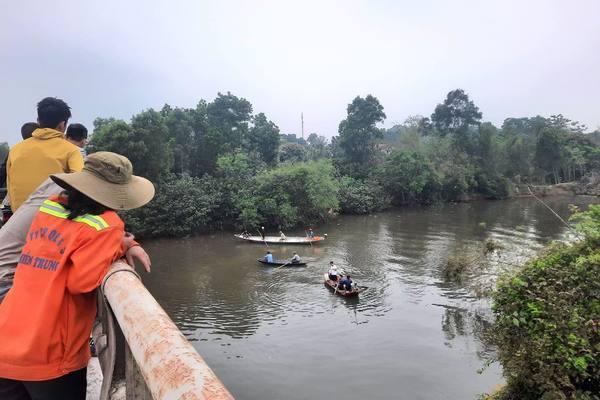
[142,195,597,400]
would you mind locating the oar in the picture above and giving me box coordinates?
[256,228,269,247]
[274,261,292,270]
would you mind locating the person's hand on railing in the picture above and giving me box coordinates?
[125,245,151,273]
[122,232,152,273]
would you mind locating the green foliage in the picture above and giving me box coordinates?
[337,177,387,214]
[475,172,511,199]
[123,174,221,237]
[490,206,600,399]
[336,95,386,178]
[377,150,439,204]
[248,113,280,166]
[431,89,482,137]
[253,160,339,228]
[89,110,173,181]
[279,143,307,164]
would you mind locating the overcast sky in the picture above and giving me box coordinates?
[1,0,598,145]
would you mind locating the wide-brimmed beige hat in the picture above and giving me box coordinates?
[51,151,155,210]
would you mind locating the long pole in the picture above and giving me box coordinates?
[301,112,304,141]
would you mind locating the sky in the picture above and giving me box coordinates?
[1,0,599,145]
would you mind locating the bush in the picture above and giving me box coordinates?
[122,174,221,237]
[490,205,600,399]
[476,172,511,199]
[254,160,339,228]
[338,177,387,214]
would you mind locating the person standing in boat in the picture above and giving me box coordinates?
[291,252,301,264]
[328,261,338,282]
[264,251,273,263]
[260,226,265,239]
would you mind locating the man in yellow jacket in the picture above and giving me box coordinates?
[7,97,84,212]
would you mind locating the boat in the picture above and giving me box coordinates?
[323,273,362,297]
[257,259,307,267]
[234,234,325,244]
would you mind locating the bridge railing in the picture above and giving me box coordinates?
[102,261,235,400]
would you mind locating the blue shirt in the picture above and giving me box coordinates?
[265,253,273,263]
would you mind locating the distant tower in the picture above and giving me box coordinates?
[301,112,304,140]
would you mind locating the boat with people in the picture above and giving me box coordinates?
[257,259,307,267]
[323,273,363,297]
[234,234,326,244]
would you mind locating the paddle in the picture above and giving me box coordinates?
[274,261,292,270]
[256,228,269,247]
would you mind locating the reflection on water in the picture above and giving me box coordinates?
[142,195,597,400]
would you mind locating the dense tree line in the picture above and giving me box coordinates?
[86,90,600,237]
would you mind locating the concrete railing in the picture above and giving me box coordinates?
[102,261,235,400]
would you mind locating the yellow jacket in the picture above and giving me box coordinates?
[7,128,84,212]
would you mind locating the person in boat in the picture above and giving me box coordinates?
[279,231,286,241]
[241,230,250,238]
[328,261,338,282]
[306,228,314,238]
[290,252,302,264]
[338,275,353,291]
[260,226,266,239]
[264,251,273,263]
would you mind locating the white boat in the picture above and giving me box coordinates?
[233,234,325,244]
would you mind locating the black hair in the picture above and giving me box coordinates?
[20,122,39,139]
[37,97,72,129]
[66,123,88,141]
[63,188,110,219]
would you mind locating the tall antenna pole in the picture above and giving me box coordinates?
[301,112,304,140]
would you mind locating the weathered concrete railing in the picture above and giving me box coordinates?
[102,261,234,400]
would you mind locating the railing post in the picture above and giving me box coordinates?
[125,342,152,400]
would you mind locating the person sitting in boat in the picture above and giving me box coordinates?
[306,228,314,238]
[328,262,338,282]
[279,231,286,241]
[264,251,273,263]
[241,230,250,238]
[338,275,353,291]
[291,252,302,264]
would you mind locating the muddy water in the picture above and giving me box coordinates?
[142,195,597,400]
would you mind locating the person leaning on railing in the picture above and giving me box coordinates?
[0,152,154,400]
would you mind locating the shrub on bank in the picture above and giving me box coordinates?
[123,174,221,237]
[337,177,387,214]
[490,205,600,399]
[253,160,339,228]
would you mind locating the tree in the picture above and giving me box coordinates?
[162,105,195,174]
[279,143,307,164]
[535,127,566,184]
[306,133,329,160]
[377,150,438,204]
[89,110,173,182]
[254,160,339,228]
[207,92,252,153]
[247,113,280,166]
[431,89,482,152]
[336,95,386,178]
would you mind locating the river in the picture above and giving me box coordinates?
[142,195,597,400]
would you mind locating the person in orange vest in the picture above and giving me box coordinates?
[0,151,154,399]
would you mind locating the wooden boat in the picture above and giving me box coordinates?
[257,259,307,267]
[323,273,362,297]
[234,234,325,244]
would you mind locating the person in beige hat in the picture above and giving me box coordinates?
[0,151,154,400]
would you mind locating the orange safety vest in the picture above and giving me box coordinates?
[0,196,125,381]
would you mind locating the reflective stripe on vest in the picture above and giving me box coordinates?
[39,199,109,231]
